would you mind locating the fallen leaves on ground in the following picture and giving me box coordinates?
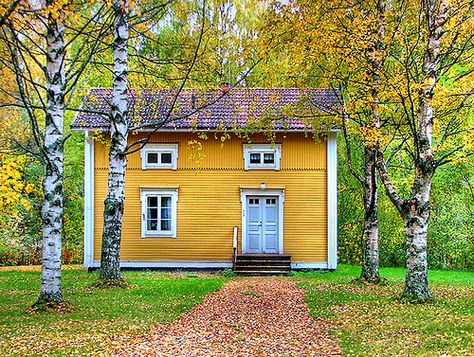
[113,277,342,356]
[0,265,82,272]
[302,280,474,356]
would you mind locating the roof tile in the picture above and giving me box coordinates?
[71,88,340,131]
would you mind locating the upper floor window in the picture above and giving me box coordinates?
[141,144,178,170]
[243,144,282,170]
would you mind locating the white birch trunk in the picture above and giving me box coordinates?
[99,0,129,280]
[361,147,380,281]
[377,0,448,300]
[37,6,65,304]
[403,196,431,298]
[400,0,447,299]
[360,0,384,281]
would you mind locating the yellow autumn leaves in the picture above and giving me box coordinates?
[0,155,36,218]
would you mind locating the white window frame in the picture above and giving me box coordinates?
[140,188,178,238]
[243,144,282,170]
[141,144,178,170]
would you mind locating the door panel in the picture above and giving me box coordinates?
[263,198,278,253]
[247,198,262,253]
[245,196,279,254]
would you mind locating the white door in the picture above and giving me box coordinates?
[246,196,279,253]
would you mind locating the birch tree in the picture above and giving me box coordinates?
[98,0,130,281]
[375,0,473,300]
[37,0,66,303]
[0,1,111,305]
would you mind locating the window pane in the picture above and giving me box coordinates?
[249,198,260,206]
[161,207,171,219]
[161,196,171,208]
[250,153,261,164]
[264,153,275,164]
[161,219,171,231]
[147,196,158,207]
[148,207,158,219]
[147,152,159,164]
[148,219,158,231]
[161,152,172,164]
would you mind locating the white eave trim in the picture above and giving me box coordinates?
[84,131,95,268]
[327,132,338,269]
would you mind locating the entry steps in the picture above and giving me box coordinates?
[233,254,291,275]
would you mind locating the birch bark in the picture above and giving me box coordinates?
[37,4,65,304]
[377,0,449,300]
[99,0,129,280]
[360,0,385,281]
[361,147,380,281]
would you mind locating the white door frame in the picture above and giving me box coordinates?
[240,188,284,254]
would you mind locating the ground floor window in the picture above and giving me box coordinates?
[140,188,178,238]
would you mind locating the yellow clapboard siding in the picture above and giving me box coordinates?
[93,132,328,263]
[95,132,327,170]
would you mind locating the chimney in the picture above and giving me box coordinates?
[220,82,230,93]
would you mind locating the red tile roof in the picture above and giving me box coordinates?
[71,87,340,131]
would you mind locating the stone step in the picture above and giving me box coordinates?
[233,254,292,276]
[236,254,291,260]
[234,260,291,266]
[234,265,291,271]
[234,270,290,276]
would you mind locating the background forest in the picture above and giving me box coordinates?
[0,0,472,270]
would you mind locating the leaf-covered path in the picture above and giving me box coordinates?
[113,277,342,356]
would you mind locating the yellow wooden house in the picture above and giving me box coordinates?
[72,88,338,272]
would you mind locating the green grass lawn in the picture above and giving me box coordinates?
[297,265,474,356]
[0,266,226,355]
[1,265,472,356]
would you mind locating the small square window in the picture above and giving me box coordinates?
[243,144,281,170]
[147,153,159,164]
[263,153,275,164]
[141,144,178,170]
[161,152,172,164]
[250,153,261,164]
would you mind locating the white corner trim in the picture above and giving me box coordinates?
[90,260,233,269]
[240,188,285,254]
[84,131,95,268]
[291,262,329,270]
[327,132,338,269]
